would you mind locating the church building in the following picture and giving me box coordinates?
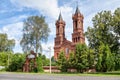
[54,6,85,60]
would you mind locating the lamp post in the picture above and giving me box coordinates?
[48,47,51,73]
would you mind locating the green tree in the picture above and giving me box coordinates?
[0,33,15,52]
[113,8,120,37]
[75,43,88,73]
[68,52,75,69]
[20,16,50,55]
[0,51,13,70]
[85,11,119,54]
[114,54,120,70]
[96,43,115,72]
[86,8,120,71]
[8,53,25,71]
[112,8,120,70]
[36,56,43,72]
[87,49,95,69]
[96,50,102,72]
[57,51,67,72]
[0,52,9,66]
[41,54,49,66]
[51,56,57,66]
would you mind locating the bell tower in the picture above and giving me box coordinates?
[72,6,85,44]
[55,13,66,45]
[54,13,66,60]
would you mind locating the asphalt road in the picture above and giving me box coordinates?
[0,72,120,80]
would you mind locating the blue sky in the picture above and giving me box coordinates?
[0,0,120,57]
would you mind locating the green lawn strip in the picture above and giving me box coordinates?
[0,71,120,77]
[50,72,120,77]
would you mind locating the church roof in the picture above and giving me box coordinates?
[75,5,80,14]
[58,12,63,21]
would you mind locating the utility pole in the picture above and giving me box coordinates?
[48,47,51,73]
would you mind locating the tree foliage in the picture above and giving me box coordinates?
[113,8,120,37]
[75,44,89,73]
[96,43,115,72]
[51,56,57,66]
[40,54,49,66]
[36,56,44,72]
[86,8,120,71]
[114,54,120,70]
[68,52,75,69]
[20,16,50,54]
[0,52,11,66]
[57,51,67,72]
[85,10,119,54]
[35,54,52,72]
[87,49,95,69]
[0,33,15,52]
[7,53,25,72]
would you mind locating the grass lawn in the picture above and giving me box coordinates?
[84,71,120,76]
[0,71,120,77]
[49,71,120,77]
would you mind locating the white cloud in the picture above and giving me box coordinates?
[0,15,28,26]
[0,22,23,53]
[10,0,59,19]
[0,22,23,39]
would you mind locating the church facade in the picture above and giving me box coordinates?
[54,6,85,60]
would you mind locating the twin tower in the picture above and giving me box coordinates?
[54,6,85,60]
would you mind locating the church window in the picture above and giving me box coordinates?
[76,37,77,42]
[66,48,69,54]
[74,38,76,42]
[63,27,64,34]
[56,53,58,59]
[60,27,62,33]
[75,21,77,29]
[58,26,59,34]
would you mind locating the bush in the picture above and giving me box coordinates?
[36,57,43,72]
[7,53,25,72]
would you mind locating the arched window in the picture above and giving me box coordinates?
[66,48,69,54]
[56,53,58,59]
[58,26,59,34]
[75,21,77,29]
[76,37,77,42]
[74,38,75,42]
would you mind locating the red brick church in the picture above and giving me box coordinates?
[54,6,85,60]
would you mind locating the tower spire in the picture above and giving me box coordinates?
[75,5,80,14]
[58,12,63,21]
